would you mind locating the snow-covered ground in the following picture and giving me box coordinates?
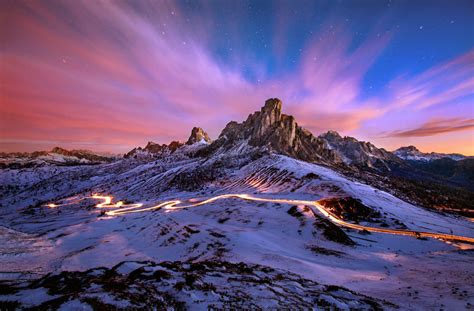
[1,152,473,309]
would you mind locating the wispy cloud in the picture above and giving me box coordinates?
[384,51,474,111]
[1,1,473,154]
[380,118,474,137]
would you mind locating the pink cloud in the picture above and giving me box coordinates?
[1,1,472,155]
[380,118,474,137]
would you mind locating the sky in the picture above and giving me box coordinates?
[1,0,473,155]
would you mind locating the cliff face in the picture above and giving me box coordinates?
[214,98,343,164]
[202,98,402,169]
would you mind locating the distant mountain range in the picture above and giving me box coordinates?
[124,98,470,169]
[0,147,117,168]
[4,99,469,170]
[393,145,467,162]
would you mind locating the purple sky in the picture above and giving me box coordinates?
[1,0,473,154]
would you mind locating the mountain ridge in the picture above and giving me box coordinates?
[196,98,401,171]
[394,145,468,162]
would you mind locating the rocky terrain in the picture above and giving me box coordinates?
[1,260,393,309]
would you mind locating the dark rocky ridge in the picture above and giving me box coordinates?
[202,98,342,164]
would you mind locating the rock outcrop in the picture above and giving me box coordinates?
[124,140,184,159]
[186,127,212,145]
[198,98,404,170]
[125,126,211,159]
[206,98,343,164]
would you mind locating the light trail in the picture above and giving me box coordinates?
[47,194,474,244]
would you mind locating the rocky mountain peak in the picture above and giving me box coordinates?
[208,98,342,165]
[205,98,402,170]
[186,127,211,145]
[122,98,401,170]
[395,145,420,153]
[393,145,466,162]
[261,98,282,122]
[50,147,69,155]
[320,130,343,142]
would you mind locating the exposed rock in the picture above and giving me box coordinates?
[124,140,184,159]
[186,127,211,145]
[125,98,467,173]
[214,98,343,165]
[144,141,167,153]
[319,131,400,169]
[168,141,184,152]
[211,97,399,169]
[1,260,391,309]
[318,197,381,223]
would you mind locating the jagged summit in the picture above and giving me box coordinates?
[321,130,342,140]
[186,127,212,145]
[213,98,341,162]
[204,98,398,169]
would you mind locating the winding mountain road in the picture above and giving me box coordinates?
[50,193,474,244]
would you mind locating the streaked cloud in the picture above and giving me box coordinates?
[1,0,473,154]
[380,118,474,137]
[383,50,474,111]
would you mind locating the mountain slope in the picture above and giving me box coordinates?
[1,98,473,309]
[1,149,473,309]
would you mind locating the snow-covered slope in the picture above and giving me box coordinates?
[1,149,473,309]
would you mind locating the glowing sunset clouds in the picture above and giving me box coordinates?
[1,0,473,154]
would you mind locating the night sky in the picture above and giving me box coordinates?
[1,0,473,154]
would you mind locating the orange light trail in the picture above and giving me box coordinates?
[47,193,474,244]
